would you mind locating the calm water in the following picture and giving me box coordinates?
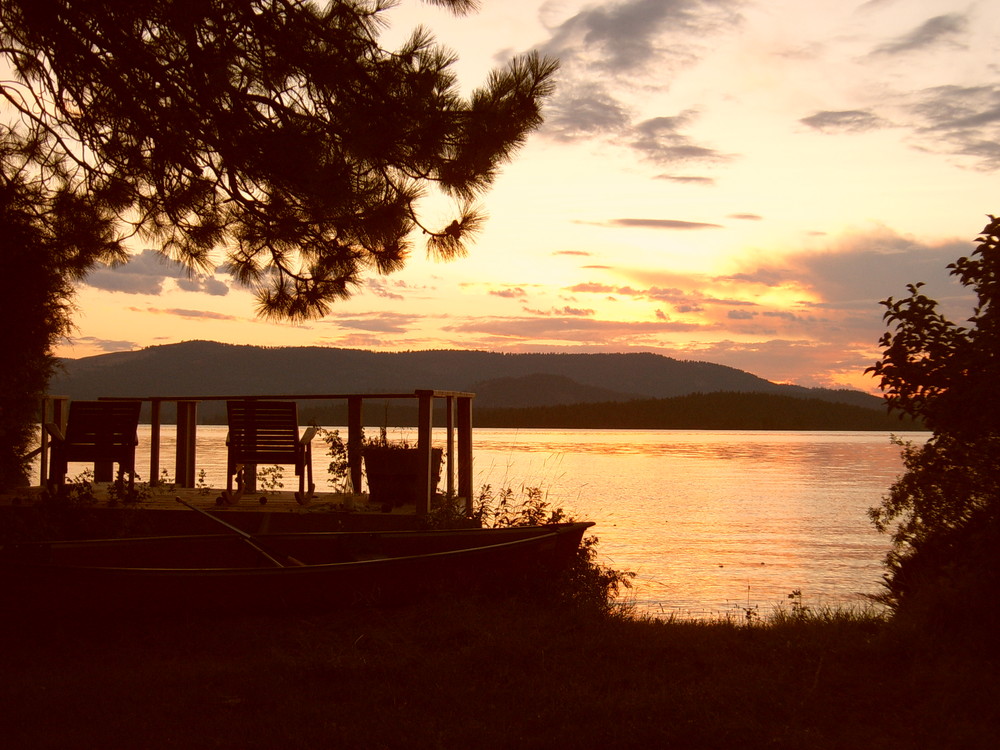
[38,426,919,619]
[471,429,914,619]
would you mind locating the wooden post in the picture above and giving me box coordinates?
[347,395,363,494]
[175,400,197,488]
[458,396,474,514]
[239,399,258,493]
[93,395,112,481]
[416,390,434,515]
[445,396,455,498]
[39,396,69,488]
[149,399,161,486]
[38,397,49,489]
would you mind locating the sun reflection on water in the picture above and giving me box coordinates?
[37,426,919,620]
[472,429,918,620]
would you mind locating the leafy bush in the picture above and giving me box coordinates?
[428,482,635,616]
[868,215,1000,644]
[316,428,351,492]
[548,534,635,616]
[473,483,566,528]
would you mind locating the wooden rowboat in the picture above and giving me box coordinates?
[0,522,594,616]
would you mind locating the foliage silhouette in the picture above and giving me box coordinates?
[0,0,556,318]
[0,149,122,489]
[868,214,1000,642]
[0,0,556,487]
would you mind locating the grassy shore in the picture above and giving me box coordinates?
[2,594,996,750]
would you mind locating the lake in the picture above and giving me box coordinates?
[36,426,919,619]
[471,429,914,619]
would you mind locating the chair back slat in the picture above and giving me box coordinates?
[62,401,141,462]
[227,401,301,464]
[47,400,141,490]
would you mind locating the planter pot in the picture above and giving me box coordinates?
[363,447,443,507]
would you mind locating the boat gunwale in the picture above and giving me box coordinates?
[0,521,595,577]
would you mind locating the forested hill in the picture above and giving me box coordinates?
[475,392,923,431]
[49,341,900,428]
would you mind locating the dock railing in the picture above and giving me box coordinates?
[38,390,475,515]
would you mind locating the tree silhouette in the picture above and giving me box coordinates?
[0,0,557,488]
[1,0,556,318]
[868,215,1000,639]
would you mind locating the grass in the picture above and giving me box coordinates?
[2,487,996,748]
[2,594,997,749]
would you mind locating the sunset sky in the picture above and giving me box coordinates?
[56,0,998,392]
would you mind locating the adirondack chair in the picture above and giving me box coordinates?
[46,400,142,497]
[224,400,317,505]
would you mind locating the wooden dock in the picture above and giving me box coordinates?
[36,389,475,516]
[1,484,452,538]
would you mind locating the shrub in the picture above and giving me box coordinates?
[868,215,1000,645]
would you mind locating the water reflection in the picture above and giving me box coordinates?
[472,429,921,619]
[37,426,923,620]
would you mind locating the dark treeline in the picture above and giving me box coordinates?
[157,401,424,427]
[168,391,922,431]
[128,392,919,430]
[472,391,925,431]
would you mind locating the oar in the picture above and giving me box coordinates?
[174,497,304,567]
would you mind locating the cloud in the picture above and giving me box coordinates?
[800,109,888,134]
[704,228,976,350]
[566,282,642,295]
[445,315,704,343]
[674,303,703,313]
[643,286,686,301]
[83,249,229,296]
[543,82,633,140]
[718,268,790,286]
[536,1,742,165]
[365,279,406,301]
[332,313,421,334]
[654,174,716,185]
[795,14,995,168]
[559,227,978,376]
[856,0,895,11]
[670,339,874,389]
[164,308,239,320]
[432,226,978,390]
[538,0,744,75]
[176,276,229,296]
[871,13,968,56]
[544,89,729,169]
[84,251,172,294]
[762,310,807,322]
[786,234,972,310]
[631,112,732,164]
[127,306,241,321]
[552,250,592,257]
[604,218,724,230]
[64,336,138,354]
[490,287,528,299]
[566,278,759,314]
[522,305,595,317]
[728,213,763,221]
[905,84,1000,169]
[321,332,400,349]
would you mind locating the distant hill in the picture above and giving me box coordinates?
[49,340,894,427]
[51,340,881,404]
[470,373,638,407]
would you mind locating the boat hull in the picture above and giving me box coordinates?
[0,522,594,616]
